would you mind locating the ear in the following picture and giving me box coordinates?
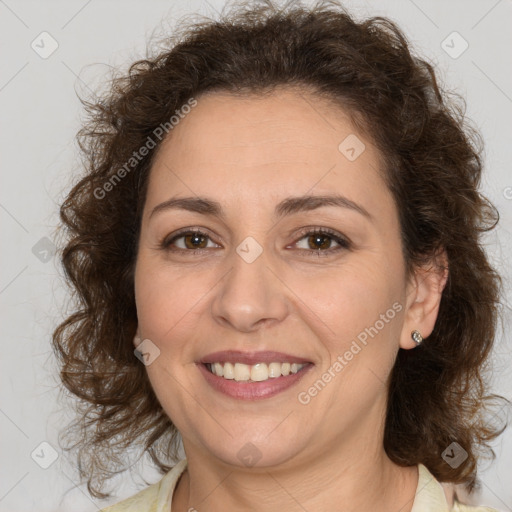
[400,250,448,349]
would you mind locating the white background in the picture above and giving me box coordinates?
[1,0,511,510]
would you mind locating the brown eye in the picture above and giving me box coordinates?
[293,228,351,257]
[162,229,219,252]
[306,233,334,250]
[182,232,209,249]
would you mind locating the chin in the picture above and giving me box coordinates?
[194,423,308,470]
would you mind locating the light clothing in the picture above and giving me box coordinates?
[100,459,498,511]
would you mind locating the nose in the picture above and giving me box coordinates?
[210,246,290,333]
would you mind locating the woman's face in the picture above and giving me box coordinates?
[134,88,419,469]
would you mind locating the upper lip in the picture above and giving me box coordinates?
[198,350,312,365]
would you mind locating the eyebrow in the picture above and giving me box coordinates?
[149,193,372,221]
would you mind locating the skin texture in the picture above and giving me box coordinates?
[134,87,447,511]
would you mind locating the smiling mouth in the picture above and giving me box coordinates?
[205,361,309,382]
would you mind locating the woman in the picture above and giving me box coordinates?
[53,1,508,510]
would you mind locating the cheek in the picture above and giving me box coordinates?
[298,259,401,332]
[294,259,403,379]
[134,255,222,359]
[134,259,205,416]
[135,258,191,340]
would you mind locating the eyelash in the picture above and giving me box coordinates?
[160,226,351,258]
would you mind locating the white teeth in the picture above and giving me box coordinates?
[223,362,234,379]
[208,361,306,381]
[268,362,281,378]
[213,362,224,377]
[234,363,251,381]
[251,363,268,382]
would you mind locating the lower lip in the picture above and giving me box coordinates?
[197,363,313,400]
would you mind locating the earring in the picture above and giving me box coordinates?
[411,330,423,345]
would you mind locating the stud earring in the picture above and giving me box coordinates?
[411,330,423,345]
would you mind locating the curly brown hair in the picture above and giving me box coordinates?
[53,0,509,498]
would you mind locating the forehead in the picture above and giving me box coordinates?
[145,87,393,221]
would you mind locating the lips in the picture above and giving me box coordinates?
[197,350,313,400]
[199,350,311,366]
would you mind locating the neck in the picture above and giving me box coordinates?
[172,422,419,511]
